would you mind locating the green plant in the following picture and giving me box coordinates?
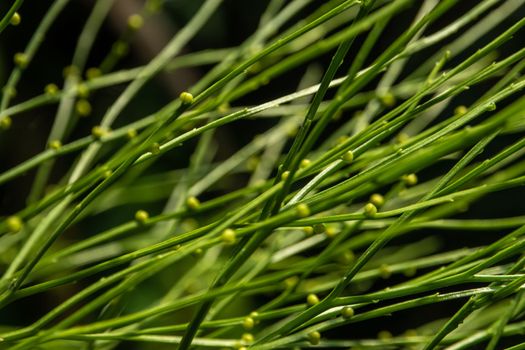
[1,0,525,349]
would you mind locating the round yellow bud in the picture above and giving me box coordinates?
[402,173,418,186]
[454,105,468,116]
[128,14,144,30]
[91,125,107,139]
[369,193,384,207]
[284,276,299,289]
[75,99,92,117]
[0,116,12,130]
[63,65,79,78]
[295,203,310,218]
[380,92,396,107]
[364,203,377,218]
[342,150,354,163]
[341,306,354,319]
[300,159,311,168]
[10,12,21,26]
[6,216,23,233]
[3,86,16,98]
[179,91,194,104]
[186,196,200,210]
[126,128,137,139]
[112,41,129,56]
[241,333,254,343]
[303,226,314,236]
[221,228,236,245]
[76,84,89,98]
[49,139,62,150]
[14,52,29,68]
[378,330,393,340]
[307,331,321,345]
[86,67,102,80]
[44,83,59,96]
[306,293,320,306]
[243,317,255,330]
[281,170,290,180]
[325,226,338,239]
[134,210,149,223]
